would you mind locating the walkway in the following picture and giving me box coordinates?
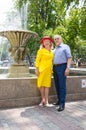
[0,101,86,130]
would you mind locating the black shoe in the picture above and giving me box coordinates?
[57,106,65,112]
[53,101,59,106]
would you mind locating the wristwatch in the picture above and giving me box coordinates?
[67,66,70,69]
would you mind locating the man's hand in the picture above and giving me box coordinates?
[65,67,70,76]
[65,57,72,76]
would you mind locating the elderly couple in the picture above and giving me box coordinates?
[35,35,72,112]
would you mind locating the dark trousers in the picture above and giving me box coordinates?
[53,63,67,107]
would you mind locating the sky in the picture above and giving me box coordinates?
[0,0,84,27]
[0,0,13,24]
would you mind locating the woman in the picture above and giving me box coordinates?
[35,36,54,107]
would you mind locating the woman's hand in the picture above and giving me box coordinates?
[35,68,40,76]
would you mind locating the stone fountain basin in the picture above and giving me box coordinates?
[0,67,86,108]
[0,71,86,108]
[0,30,38,78]
[70,68,86,75]
[0,67,86,76]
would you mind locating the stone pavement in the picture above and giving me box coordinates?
[0,101,86,130]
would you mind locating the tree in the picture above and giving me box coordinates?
[13,0,86,57]
[79,0,86,40]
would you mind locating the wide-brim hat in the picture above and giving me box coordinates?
[40,36,54,44]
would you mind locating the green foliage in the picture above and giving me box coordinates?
[13,0,86,60]
[13,0,27,8]
[27,37,40,55]
[79,3,86,40]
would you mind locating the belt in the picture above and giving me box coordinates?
[53,63,67,66]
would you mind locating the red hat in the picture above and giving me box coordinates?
[40,36,54,44]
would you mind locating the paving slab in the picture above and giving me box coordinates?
[0,101,86,130]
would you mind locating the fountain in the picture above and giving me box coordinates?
[0,30,38,78]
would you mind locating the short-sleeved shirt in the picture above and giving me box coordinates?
[53,43,72,64]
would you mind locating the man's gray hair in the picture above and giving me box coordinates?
[54,35,62,40]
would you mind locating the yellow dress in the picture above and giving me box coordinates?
[35,48,54,88]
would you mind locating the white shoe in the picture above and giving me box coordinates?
[39,102,44,107]
[44,103,54,107]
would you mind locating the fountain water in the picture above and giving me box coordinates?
[20,2,29,29]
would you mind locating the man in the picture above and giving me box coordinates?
[53,35,72,112]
